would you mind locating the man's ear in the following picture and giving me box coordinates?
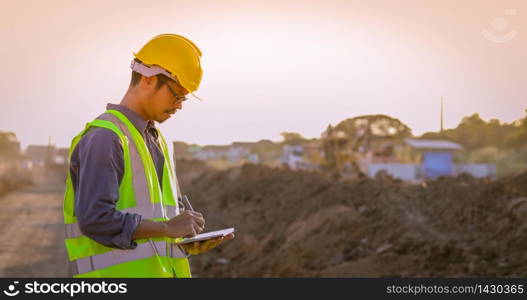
[139,75,156,91]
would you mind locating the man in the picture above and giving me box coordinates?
[63,34,233,278]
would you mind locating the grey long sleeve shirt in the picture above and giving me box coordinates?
[69,103,166,249]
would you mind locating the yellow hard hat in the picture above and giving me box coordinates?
[132,34,203,93]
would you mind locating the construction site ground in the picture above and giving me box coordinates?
[0,168,70,277]
[1,160,527,277]
[178,160,527,277]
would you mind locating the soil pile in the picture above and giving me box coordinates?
[176,159,527,277]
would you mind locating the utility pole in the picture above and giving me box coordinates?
[440,96,444,132]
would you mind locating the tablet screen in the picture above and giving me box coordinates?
[176,227,234,244]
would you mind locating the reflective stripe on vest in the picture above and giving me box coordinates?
[98,111,181,219]
[75,240,187,275]
[63,109,189,278]
[97,112,159,211]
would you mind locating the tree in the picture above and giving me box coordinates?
[421,111,526,150]
[0,132,21,160]
[280,132,308,145]
[504,109,527,149]
[320,115,412,174]
[331,114,413,151]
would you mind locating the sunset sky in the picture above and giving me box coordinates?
[0,0,525,149]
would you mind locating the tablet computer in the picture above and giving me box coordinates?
[176,227,235,244]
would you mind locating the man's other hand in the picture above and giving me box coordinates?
[181,233,235,255]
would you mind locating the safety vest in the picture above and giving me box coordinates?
[63,109,191,278]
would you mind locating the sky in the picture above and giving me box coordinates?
[0,0,525,149]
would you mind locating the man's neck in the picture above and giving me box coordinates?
[120,91,149,121]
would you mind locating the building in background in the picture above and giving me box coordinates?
[24,144,69,169]
[368,138,496,180]
[173,140,285,168]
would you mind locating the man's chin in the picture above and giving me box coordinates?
[157,114,171,123]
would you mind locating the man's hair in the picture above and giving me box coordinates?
[129,59,167,90]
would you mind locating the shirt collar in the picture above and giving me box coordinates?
[106,103,153,135]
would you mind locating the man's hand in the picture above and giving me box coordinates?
[164,210,205,238]
[181,233,235,255]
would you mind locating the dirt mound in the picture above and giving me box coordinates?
[176,160,527,277]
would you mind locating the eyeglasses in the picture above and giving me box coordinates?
[165,82,188,104]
